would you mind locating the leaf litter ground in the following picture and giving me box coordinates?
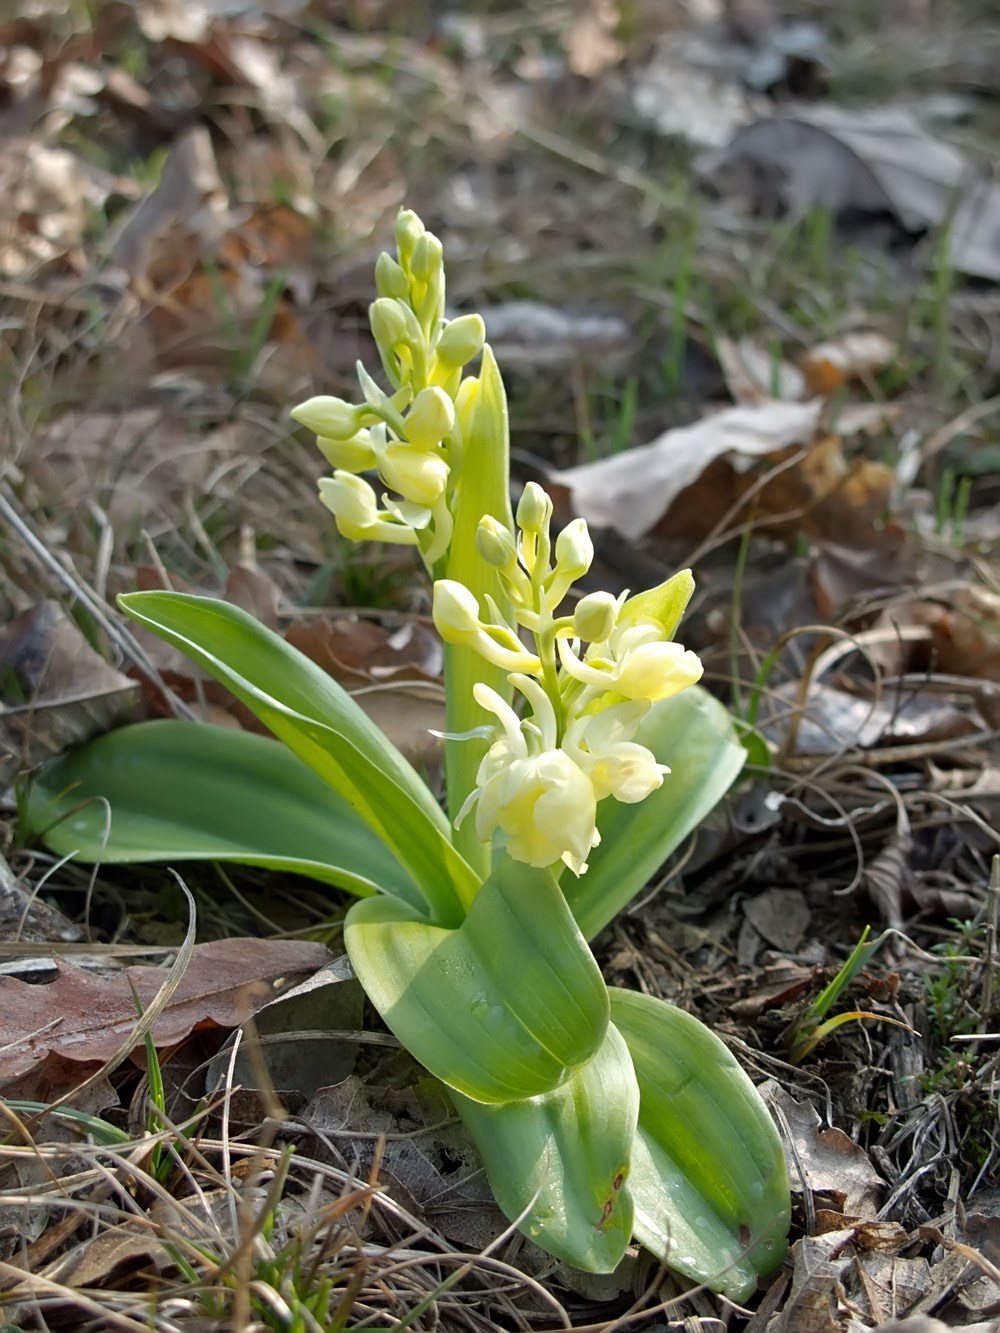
[1,1,999,1328]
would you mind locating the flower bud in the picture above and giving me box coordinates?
[404,386,455,449]
[554,518,594,581]
[435,313,486,368]
[291,395,364,440]
[476,515,517,569]
[379,442,449,507]
[374,252,409,301]
[516,481,551,536]
[573,591,617,644]
[433,580,541,673]
[394,209,425,268]
[433,579,483,638]
[315,430,377,473]
[410,231,444,282]
[369,298,410,351]
[415,268,445,336]
[453,375,479,442]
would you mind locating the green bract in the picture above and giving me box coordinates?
[26,209,790,1297]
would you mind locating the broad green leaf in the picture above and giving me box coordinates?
[26,721,423,908]
[344,855,608,1103]
[452,1022,638,1273]
[443,345,516,873]
[118,592,478,924]
[609,989,789,1301]
[568,686,745,940]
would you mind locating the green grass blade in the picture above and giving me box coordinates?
[567,686,746,940]
[26,720,424,908]
[609,989,789,1301]
[451,1021,638,1272]
[118,592,478,923]
[345,855,608,1103]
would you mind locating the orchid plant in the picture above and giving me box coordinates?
[28,211,790,1296]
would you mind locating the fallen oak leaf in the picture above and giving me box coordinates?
[800,330,896,396]
[0,601,139,773]
[285,617,444,767]
[0,937,330,1087]
[552,398,823,537]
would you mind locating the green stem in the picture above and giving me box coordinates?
[443,639,495,886]
[537,621,565,742]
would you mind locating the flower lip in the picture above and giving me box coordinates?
[473,748,600,875]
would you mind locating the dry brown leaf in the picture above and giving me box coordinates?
[801,331,897,396]
[0,601,139,773]
[755,434,895,546]
[923,584,1000,680]
[111,126,228,277]
[742,887,811,952]
[0,847,81,946]
[765,1082,885,1218]
[553,398,822,537]
[716,334,806,404]
[46,1222,175,1288]
[0,139,125,275]
[285,617,444,767]
[808,541,909,624]
[0,938,330,1088]
[762,680,979,757]
[300,1073,505,1252]
[222,564,282,631]
[206,958,363,1114]
[778,1229,855,1332]
[0,1073,119,1264]
[26,409,230,528]
[563,0,624,79]
[626,431,893,548]
[699,105,1000,279]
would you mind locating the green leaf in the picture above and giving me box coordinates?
[118,592,478,924]
[609,989,789,1301]
[25,720,423,908]
[567,686,746,940]
[452,1021,638,1273]
[344,855,608,1103]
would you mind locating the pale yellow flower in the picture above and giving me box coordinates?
[433,582,541,675]
[317,472,418,545]
[559,624,703,703]
[477,750,599,874]
[462,684,599,875]
[567,703,668,804]
[376,441,449,507]
[403,386,455,450]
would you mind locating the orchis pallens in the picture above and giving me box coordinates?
[433,482,704,875]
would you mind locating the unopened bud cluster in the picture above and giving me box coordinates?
[433,483,704,875]
[291,210,486,567]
